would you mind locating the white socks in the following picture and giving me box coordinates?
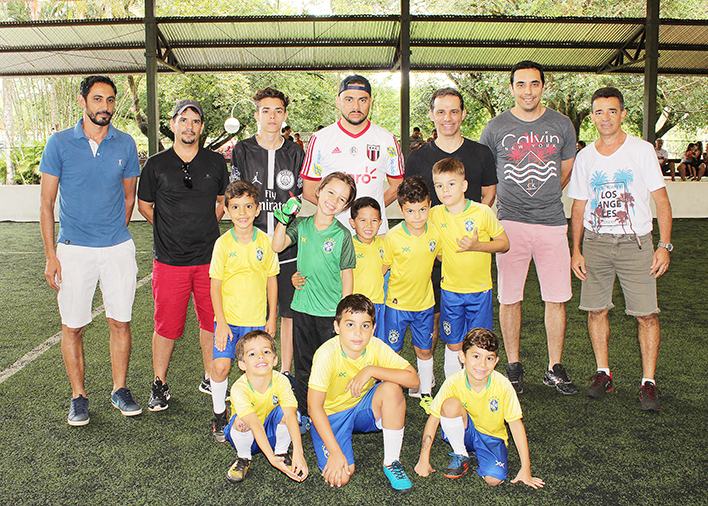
[230,427,254,459]
[444,346,462,378]
[440,416,468,457]
[417,357,434,395]
[274,423,292,454]
[382,427,404,466]
[211,378,228,414]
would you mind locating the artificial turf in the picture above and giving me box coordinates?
[0,219,706,506]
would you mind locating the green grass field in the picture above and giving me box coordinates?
[1,219,707,506]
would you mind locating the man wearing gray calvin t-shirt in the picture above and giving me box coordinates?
[480,60,578,396]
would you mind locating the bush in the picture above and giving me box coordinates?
[1,142,45,185]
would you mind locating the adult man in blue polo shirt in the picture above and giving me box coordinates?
[40,75,142,426]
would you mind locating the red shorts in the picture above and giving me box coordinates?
[152,260,214,339]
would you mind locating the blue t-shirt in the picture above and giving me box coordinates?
[39,120,140,247]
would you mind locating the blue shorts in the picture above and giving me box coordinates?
[225,405,284,455]
[441,413,509,482]
[440,289,493,345]
[212,323,264,361]
[311,383,381,470]
[373,303,385,340]
[382,306,434,353]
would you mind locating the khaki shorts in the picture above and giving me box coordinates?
[56,239,138,329]
[579,231,659,316]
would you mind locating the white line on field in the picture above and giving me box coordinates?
[0,272,153,386]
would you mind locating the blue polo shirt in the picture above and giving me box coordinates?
[39,119,140,247]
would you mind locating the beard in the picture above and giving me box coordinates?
[87,109,112,126]
[180,132,197,144]
[343,111,368,126]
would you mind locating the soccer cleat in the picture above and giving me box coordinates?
[419,394,433,415]
[586,371,614,399]
[226,458,251,483]
[275,453,293,468]
[67,395,90,426]
[148,378,171,412]
[409,376,436,398]
[111,388,142,416]
[505,362,524,394]
[443,452,473,479]
[639,381,661,411]
[199,376,230,402]
[213,409,229,443]
[382,460,412,493]
[543,364,579,395]
[298,414,311,435]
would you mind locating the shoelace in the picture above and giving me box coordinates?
[387,461,407,478]
[447,452,466,468]
[588,373,610,386]
[119,389,136,404]
[640,383,660,399]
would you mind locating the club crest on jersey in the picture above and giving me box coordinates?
[256,247,264,261]
[429,240,437,253]
[367,144,380,162]
[272,395,279,405]
[276,170,295,190]
[379,248,384,259]
[443,320,451,335]
[465,219,475,232]
[388,330,400,344]
[323,239,335,254]
[489,397,499,413]
[387,147,396,158]
[350,146,358,156]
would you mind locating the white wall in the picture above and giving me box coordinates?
[2,180,705,222]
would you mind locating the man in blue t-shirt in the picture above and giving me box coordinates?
[40,76,142,427]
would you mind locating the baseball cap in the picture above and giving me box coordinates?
[172,99,204,119]
[338,75,372,96]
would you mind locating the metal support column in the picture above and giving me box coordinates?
[400,0,411,158]
[145,0,160,155]
[643,0,660,143]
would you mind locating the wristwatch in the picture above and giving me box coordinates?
[657,241,673,252]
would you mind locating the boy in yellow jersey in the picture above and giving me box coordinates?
[383,175,440,411]
[209,181,279,443]
[349,197,386,339]
[414,328,544,488]
[308,294,419,492]
[430,158,509,379]
[224,330,308,483]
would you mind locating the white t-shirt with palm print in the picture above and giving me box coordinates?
[567,134,665,237]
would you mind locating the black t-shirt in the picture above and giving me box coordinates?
[138,147,228,266]
[404,139,498,206]
[231,136,304,261]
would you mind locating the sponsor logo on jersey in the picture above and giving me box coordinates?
[338,371,347,378]
[313,164,322,177]
[332,147,342,154]
[228,251,238,258]
[356,253,364,259]
[256,247,264,261]
[388,330,400,344]
[276,170,295,190]
[367,144,380,162]
[252,172,262,185]
[323,239,335,253]
[429,240,437,253]
[387,147,396,158]
[350,146,358,156]
[465,219,475,232]
[489,397,499,413]
[272,395,279,405]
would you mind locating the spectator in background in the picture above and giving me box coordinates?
[410,127,424,150]
[293,132,304,149]
[282,126,293,142]
[427,128,438,143]
[677,143,706,181]
[655,139,675,181]
[577,140,586,152]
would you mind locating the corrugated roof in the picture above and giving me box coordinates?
[0,15,706,76]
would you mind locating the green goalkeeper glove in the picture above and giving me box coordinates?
[274,195,301,225]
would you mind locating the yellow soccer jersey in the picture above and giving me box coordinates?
[309,335,411,416]
[429,369,522,444]
[430,201,505,294]
[230,370,298,423]
[353,236,385,304]
[209,228,279,326]
[383,222,440,311]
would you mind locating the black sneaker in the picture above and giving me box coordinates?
[200,376,230,402]
[67,395,89,426]
[586,371,614,399]
[505,362,524,394]
[213,409,229,443]
[148,378,171,412]
[543,364,579,395]
[443,452,473,479]
[275,453,293,467]
[639,381,661,411]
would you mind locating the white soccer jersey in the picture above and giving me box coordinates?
[301,119,404,234]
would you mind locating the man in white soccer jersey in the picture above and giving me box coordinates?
[301,75,404,235]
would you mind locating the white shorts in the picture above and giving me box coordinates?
[56,239,138,329]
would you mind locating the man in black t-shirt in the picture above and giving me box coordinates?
[231,87,304,380]
[404,88,497,373]
[138,99,228,412]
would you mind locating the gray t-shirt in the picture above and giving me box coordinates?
[480,108,576,226]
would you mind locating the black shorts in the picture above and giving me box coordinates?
[432,258,441,313]
[277,258,297,319]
